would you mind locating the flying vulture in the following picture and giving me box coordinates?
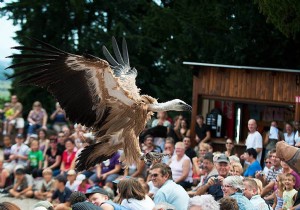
[6,37,192,171]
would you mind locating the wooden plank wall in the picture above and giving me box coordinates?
[196,67,300,103]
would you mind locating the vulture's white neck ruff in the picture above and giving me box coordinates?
[148,100,182,112]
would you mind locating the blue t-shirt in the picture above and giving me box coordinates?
[244,160,262,177]
[154,180,189,210]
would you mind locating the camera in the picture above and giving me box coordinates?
[213,177,219,184]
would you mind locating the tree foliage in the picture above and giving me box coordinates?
[254,0,300,38]
[2,0,300,118]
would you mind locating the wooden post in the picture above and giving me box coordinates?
[295,96,300,122]
[191,70,199,148]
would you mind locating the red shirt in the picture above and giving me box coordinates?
[62,150,76,170]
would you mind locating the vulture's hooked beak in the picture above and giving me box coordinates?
[184,104,192,112]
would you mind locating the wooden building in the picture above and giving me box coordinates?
[184,62,300,154]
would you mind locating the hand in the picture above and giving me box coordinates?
[187,191,196,197]
[206,177,216,187]
[101,173,108,180]
[240,154,245,160]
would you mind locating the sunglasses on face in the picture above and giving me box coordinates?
[150,173,159,178]
[226,142,233,144]
[265,161,272,164]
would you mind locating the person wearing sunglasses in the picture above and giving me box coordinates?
[224,138,238,157]
[149,163,189,210]
[222,176,255,210]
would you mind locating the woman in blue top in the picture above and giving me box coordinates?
[222,176,255,210]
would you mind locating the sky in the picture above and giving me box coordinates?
[0,13,20,64]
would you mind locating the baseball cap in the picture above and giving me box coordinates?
[76,174,86,182]
[67,169,77,176]
[16,134,24,139]
[203,152,214,163]
[85,186,108,197]
[215,154,230,164]
[72,201,102,210]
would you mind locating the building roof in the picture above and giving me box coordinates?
[183,62,300,73]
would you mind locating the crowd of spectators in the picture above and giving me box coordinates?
[1,95,300,210]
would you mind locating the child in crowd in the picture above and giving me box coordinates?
[2,103,14,135]
[76,174,90,193]
[34,168,55,200]
[49,175,72,209]
[9,168,34,198]
[3,135,12,167]
[66,169,81,192]
[282,173,298,210]
[272,174,285,210]
[27,139,44,178]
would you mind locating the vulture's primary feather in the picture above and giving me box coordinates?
[6,37,192,171]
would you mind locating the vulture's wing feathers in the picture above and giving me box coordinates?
[6,38,135,130]
[103,37,140,100]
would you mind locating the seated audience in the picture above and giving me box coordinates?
[230,162,243,176]
[150,163,189,210]
[224,138,238,157]
[222,175,255,210]
[44,136,62,176]
[5,134,29,173]
[2,135,12,166]
[38,128,50,157]
[188,194,220,210]
[243,148,262,177]
[50,102,67,133]
[49,175,72,210]
[60,138,76,175]
[0,158,11,189]
[76,174,90,193]
[27,138,44,178]
[219,197,239,210]
[66,169,81,192]
[263,156,272,176]
[282,173,298,210]
[27,101,48,137]
[86,186,128,209]
[243,178,269,210]
[34,168,55,200]
[89,152,121,190]
[117,178,155,210]
[169,141,193,189]
[9,168,34,198]
[183,136,197,162]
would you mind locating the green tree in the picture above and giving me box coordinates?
[2,0,300,121]
[254,0,300,38]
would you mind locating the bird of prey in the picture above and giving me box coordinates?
[6,37,192,171]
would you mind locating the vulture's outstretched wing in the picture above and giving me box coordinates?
[103,37,140,100]
[6,37,137,130]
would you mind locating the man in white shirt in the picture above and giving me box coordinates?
[245,119,263,163]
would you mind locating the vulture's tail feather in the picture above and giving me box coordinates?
[75,137,122,171]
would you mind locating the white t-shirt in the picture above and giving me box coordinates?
[246,131,263,163]
[169,154,193,183]
[121,195,155,210]
[284,132,295,146]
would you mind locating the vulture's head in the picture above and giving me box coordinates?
[167,99,192,112]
